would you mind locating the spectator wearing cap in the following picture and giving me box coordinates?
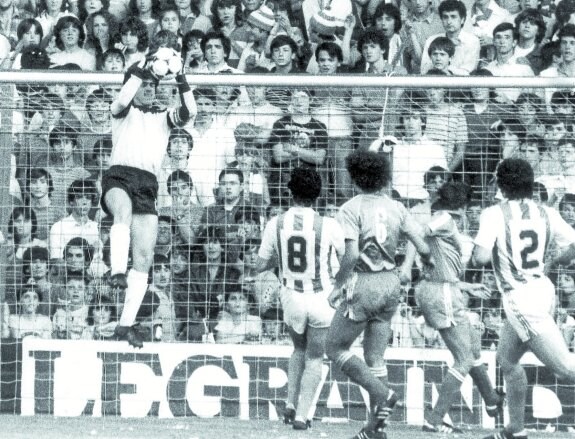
[485,23,534,103]
[187,88,237,206]
[237,4,275,71]
[420,0,480,75]
[49,179,99,261]
[540,24,575,111]
[268,88,328,205]
[49,16,96,70]
[469,0,511,46]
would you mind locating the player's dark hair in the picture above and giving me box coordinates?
[346,150,391,193]
[496,158,534,199]
[533,181,549,202]
[287,167,322,204]
[431,181,471,212]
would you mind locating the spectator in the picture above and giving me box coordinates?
[21,246,53,315]
[176,0,211,35]
[144,253,178,341]
[214,288,262,343]
[269,88,328,205]
[8,286,52,339]
[540,24,575,110]
[516,92,546,138]
[77,0,108,24]
[209,0,249,68]
[101,46,125,72]
[485,22,535,103]
[7,206,47,262]
[399,0,444,74]
[313,42,354,200]
[466,200,483,237]
[518,134,545,177]
[61,236,96,278]
[155,7,183,44]
[78,88,113,161]
[127,0,160,40]
[117,16,148,68]
[187,88,236,206]
[0,0,32,49]
[420,0,480,75]
[182,29,204,71]
[52,273,90,339]
[481,305,503,349]
[84,11,118,70]
[426,36,456,74]
[423,71,469,173]
[261,307,287,343]
[514,8,547,74]
[49,179,99,261]
[372,3,403,68]
[267,34,301,110]
[469,0,511,47]
[190,227,241,324]
[238,5,275,72]
[392,104,447,201]
[556,138,575,192]
[89,137,113,196]
[197,30,242,72]
[81,294,117,339]
[557,265,575,308]
[551,90,575,116]
[158,128,194,208]
[559,193,575,228]
[22,168,63,241]
[49,16,96,69]
[390,300,418,347]
[2,18,43,69]
[540,116,569,176]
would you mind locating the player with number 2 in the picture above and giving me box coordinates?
[256,167,345,430]
[325,151,431,439]
[472,159,575,439]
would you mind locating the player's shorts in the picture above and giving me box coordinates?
[280,287,335,334]
[101,165,158,216]
[415,280,468,330]
[503,276,556,342]
[341,271,401,322]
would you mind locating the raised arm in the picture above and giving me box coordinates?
[172,73,197,126]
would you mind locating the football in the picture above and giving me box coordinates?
[149,47,183,79]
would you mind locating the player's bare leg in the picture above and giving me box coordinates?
[105,188,132,289]
[285,327,305,425]
[423,322,474,433]
[483,321,529,439]
[326,310,396,439]
[114,214,158,348]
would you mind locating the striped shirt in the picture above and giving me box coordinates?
[337,194,415,272]
[424,211,462,283]
[259,207,344,294]
[475,199,575,293]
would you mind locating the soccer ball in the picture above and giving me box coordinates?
[150,47,183,78]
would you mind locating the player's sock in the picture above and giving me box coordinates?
[504,364,528,434]
[287,348,305,409]
[427,367,465,426]
[470,360,499,406]
[118,269,149,326]
[370,366,389,414]
[110,223,130,275]
[296,357,323,422]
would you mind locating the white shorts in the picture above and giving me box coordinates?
[503,276,557,342]
[280,287,335,334]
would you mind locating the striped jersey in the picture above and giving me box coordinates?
[337,194,414,272]
[259,207,345,293]
[474,199,575,293]
[424,211,463,283]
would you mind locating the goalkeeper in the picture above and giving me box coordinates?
[101,55,196,348]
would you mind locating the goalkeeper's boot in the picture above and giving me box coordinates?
[485,388,506,419]
[114,324,144,349]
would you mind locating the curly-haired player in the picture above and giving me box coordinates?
[473,159,575,439]
[325,150,431,439]
[257,167,345,430]
[413,181,503,433]
[102,58,196,348]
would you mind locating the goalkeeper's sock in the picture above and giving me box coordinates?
[119,270,148,327]
[110,223,130,275]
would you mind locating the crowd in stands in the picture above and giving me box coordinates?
[1,0,575,348]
